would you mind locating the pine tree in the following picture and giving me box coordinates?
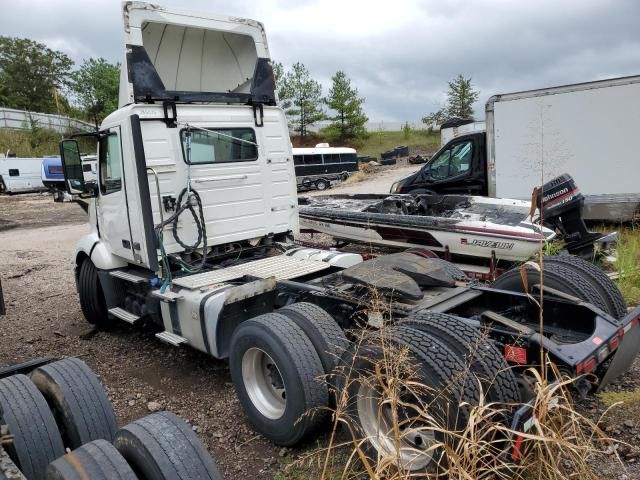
[324,71,368,142]
[446,74,479,119]
[421,74,480,127]
[280,62,324,138]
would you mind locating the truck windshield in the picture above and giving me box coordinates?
[180,128,258,164]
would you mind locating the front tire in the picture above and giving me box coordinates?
[229,313,328,446]
[77,259,109,328]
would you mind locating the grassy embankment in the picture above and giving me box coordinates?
[0,127,94,157]
[615,226,640,305]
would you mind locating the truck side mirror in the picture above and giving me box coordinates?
[59,139,95,196]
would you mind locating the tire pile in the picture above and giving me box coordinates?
[0,358,222,480]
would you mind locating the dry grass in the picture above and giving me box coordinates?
[282,322,621,480]
[342,162,377,185]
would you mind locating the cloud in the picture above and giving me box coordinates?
[1,0,638,122]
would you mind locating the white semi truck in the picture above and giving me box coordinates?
[392,75,640,221]
[57,2,640,473]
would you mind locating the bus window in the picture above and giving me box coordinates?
[324,153,340,164]
[293,156,304,165]
[340,153,357,163]
[303,154,322,164]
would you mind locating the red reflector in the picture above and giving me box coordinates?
[577,356,597,375]
[511,434,524,461]
[505,345,527,365]
[592,336,603,346]
[609,333,621,351]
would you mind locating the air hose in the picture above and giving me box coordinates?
[155,187,208,280]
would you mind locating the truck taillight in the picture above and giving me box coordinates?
[504,345,527,365]
[576,356,597,375]
[609,328,624,351]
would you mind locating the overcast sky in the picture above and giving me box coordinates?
[2,0,639,123]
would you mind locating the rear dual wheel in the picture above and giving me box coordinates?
[398,311,521,404]
[338,325,483,473]
[230,312,329,446]
[230,305,345,446]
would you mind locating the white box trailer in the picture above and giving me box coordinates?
[486,75,640,220]
[0,157,46,193]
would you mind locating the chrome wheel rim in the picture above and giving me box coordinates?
[356,382,435,470]
[242,348,286,420]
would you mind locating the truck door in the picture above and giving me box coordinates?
[96,127,135,262]
[412,135,486,195]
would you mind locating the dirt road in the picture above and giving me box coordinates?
[0,196,292,479]
[305,162,422,196]
[1,192,639,479]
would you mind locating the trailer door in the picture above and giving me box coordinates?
[96,126,135,262]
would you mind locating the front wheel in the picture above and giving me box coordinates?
[229,313,328,446]
[77,259,110,328]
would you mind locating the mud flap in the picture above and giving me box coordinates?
[597,307,640,392]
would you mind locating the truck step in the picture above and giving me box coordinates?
[108,307,140,324]
[152,290,184,302]
[155,331,187,346]
[110,270,149,284]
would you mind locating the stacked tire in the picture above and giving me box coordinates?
[491,256,626,319]
[0,358,222,480]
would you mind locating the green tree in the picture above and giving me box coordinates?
[0,36,73,113]
[421,108,448,129]
[280,62,324,138]
[446,74,479,118]
[323,70,368,142]
[71,58,120,126]
[421,74,480,128]
[272,61,292,110]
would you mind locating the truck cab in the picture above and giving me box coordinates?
[60,1,295,274]
[390,131,488,195]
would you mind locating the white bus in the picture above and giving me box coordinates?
[293,144,358,191]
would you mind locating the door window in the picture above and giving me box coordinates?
[427,140,472,180]
[8,169,18,177]
[99,130,122,195]
[181,128,258,164]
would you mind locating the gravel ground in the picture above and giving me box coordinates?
[1,189,639,479]
[304,160,422,196]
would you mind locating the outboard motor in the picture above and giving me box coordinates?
[535,174,604,256]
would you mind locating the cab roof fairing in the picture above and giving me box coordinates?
[119,1,273,107]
